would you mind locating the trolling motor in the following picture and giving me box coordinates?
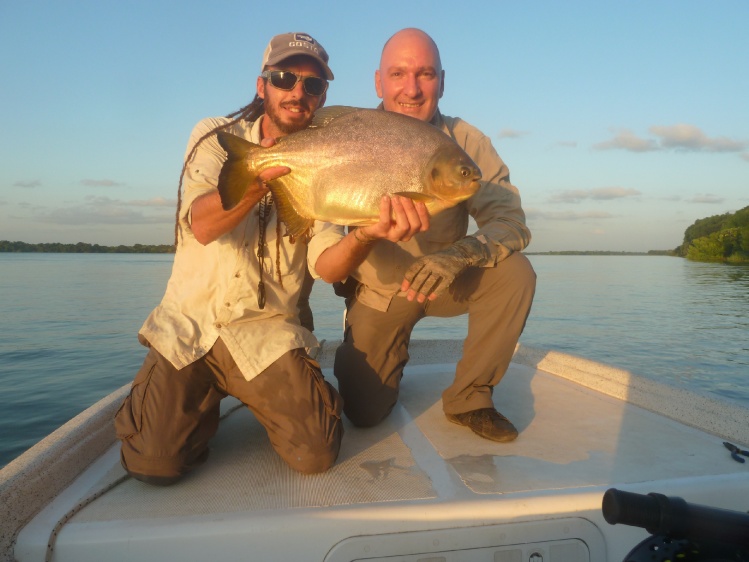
[602,488,749,561]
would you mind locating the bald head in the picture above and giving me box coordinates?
[380,28,442,70]
[375,28,444,122]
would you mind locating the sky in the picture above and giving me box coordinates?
[1,1,747,252]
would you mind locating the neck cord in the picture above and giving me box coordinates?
[256,193,272,309]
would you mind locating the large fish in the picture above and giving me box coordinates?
[216,106,482,238]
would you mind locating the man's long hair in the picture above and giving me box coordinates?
[173,95,265,245]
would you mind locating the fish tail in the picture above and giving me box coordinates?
[216,132,260,210]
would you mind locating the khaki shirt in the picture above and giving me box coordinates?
[139,116,345,381]
[352,111,531,311]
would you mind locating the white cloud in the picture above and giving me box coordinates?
[497,128,529,139]
[687,194,725,204]
[594,124,747,154]
[549,187,641,203]
[555,141,578,148]
[13,180,42,188]
[594,128,658,152]
[128,197,176,207]
[526,209,615,221]
[33,195,175,225]
[81,179,126,187]
[649,124,747,152]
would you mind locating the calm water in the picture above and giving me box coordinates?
[1,253,747,467]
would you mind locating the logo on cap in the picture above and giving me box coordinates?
[294,33,315,44]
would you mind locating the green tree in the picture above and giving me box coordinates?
[687,232,725,262]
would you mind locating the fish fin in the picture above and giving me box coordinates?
[216,132,261,210]
[311,105,361,128]
[393,192,434,202]
[267,182,315,239]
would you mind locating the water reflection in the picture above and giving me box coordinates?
[2,254,748,468]
[515,257,749,407]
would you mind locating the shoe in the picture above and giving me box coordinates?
[446,407,519,443]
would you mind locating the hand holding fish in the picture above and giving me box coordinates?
[356,195,430,244]
[191,137,290,246]
[255,137,291,196]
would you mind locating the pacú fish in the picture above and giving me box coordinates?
[216,106,482,238]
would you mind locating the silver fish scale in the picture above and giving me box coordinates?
[253,108,480,227]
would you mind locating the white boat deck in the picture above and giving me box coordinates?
[5,341,749,561]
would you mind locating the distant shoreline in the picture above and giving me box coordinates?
[525,250,677,256]
[1,240,674,256]
[0,241,175,254]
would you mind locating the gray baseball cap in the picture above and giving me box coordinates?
[261,32,334,80]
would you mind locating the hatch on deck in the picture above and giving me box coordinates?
[324,518,604,561]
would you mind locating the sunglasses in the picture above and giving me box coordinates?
[261,70,328,97]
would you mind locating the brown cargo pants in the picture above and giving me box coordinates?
[334,252,536,427]
[115,338,343,484]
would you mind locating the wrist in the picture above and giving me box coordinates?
[353,228,376,246]
[454,236,491,267]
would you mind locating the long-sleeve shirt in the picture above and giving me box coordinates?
[351,110,531,311]
[139,116,345,381]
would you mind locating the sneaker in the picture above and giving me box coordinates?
[446,407,519,442]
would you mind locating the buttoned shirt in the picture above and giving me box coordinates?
[352,111,532,311]
[139,116,345,381]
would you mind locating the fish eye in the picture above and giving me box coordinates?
[460,167,471,178]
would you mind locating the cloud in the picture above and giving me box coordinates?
[84,195,176,207]
[595,124,747,154]
[741,153,749,162]
[649,124,747,152]
[526,209,615,221]
[549,187,641,203]
[127,197,175,207]
[497,128,529,139]
[594,129,658,152]
[13,180,42,188]
[81,179,125,187]
[687,194,725,204]
[35,195,175,225]
[555,141,578,148]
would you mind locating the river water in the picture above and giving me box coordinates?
[1,253,747,467]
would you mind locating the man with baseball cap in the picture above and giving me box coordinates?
[115,32,429,483]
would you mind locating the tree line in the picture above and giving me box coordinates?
[3,206,748,263]
[676,205,749,263]
[0,241,175,253]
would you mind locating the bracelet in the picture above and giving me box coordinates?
[353,228,375,246]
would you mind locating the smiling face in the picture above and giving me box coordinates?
[375,28,445,123]
[258,55,327,138]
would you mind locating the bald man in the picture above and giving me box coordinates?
[333,28,536,443]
